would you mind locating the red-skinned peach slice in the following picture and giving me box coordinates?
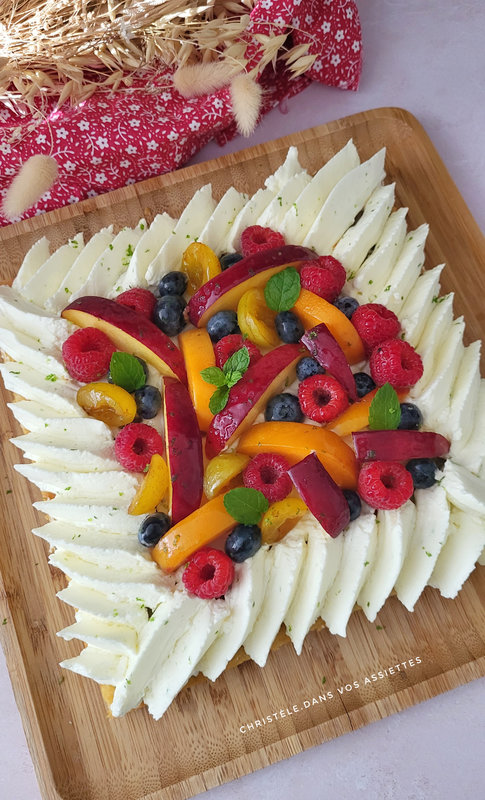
[288,452,350,537]
[62,296,187,385]
[187,245,315,327]
[152,494,235,573]
[205,343,305,458]
[237,421,358,489]
[293,289,365,364]
[352,430,450,462]
[301,322,357,401]
[163,376,204,524]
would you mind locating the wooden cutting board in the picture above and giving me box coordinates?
[0,107,484,800]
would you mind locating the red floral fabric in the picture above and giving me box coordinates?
[0,0,362,227]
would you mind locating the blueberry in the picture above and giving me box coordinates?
[405,458,437,489]
[296,357,325,381]
[153,295,186,336]
[334,295,359,319]
[225,524,262,563]
[398,402,423,430]
[158,271,188,297]
[134,385,162,419]
[206,310,239,342]
[265,393,303,422]
[354,372,376,398]
[138,513,171,547]
[108,355,148,385]
[275,311,304,343]
[343,489,361,522]
[219,252,244,271]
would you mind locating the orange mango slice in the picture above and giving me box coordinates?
[151,493,235,572]
[128,453,169,515]
[293,289,365,364]
[237,422,358,490]
[327,389,408,437]
[179,327,215,432]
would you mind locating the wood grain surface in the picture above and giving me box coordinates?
[0,107,484,800]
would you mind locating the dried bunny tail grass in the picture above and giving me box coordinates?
[230,73,262,137]
[3,155,58,219]
[173,61,242,98]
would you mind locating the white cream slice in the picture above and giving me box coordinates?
[60,646,128,685]
[399,264,444,347]
[257,171,311,231]
[0,326,69,378]
[280,139,360,244]
[12,236,51,291]
[57,582,149,627]
[284,516,335,654]
[18,464,138,504]
[374,224,428,313]
[332,183,395,273]
[10,434,121,472]
[243,529,305,666]
[0,285,74,348]
[70,226,143,301]
[350,207,408,297]
[144,601,229,720]
[145,185,216,283]
[198,547,268,681]
[358,501,415,621]
[304,149,386,254]
[429,507,485,598]
[47,227,114,311]
[441,460,485,517]
[394,485,450,611]
[321,513,377,637]
[20,233,84,306]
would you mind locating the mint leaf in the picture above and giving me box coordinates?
[368,383,401,430]
[209,385,230,414]
[223,346,250,377]
[201,366,226,387]
[225,370,244,389]
[223,487,269,525]
[109,352,146,392]
[264,267,301,312]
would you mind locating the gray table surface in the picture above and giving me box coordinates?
[1,1,484,798]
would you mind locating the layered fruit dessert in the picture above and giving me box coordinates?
[1,140,484,720]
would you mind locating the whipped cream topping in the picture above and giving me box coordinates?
[1,141,485,719]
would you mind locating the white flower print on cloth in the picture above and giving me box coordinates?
[0,0,362,227]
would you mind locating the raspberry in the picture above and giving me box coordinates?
[358,461,414,510]
[351,303,401,353]
[298,374,349,423]
[182,547,235,599]
[214,334,261,369]
[116,288,156,318]
[370,338,423,389]
[114,422,164,472]
[300,256,346,303]
[62,327,115,383]
[243,453,292,503]
[240,225,285,257]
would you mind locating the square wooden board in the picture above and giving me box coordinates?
[1,107,484,800]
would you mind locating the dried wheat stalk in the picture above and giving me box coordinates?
[0,0,314,116]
